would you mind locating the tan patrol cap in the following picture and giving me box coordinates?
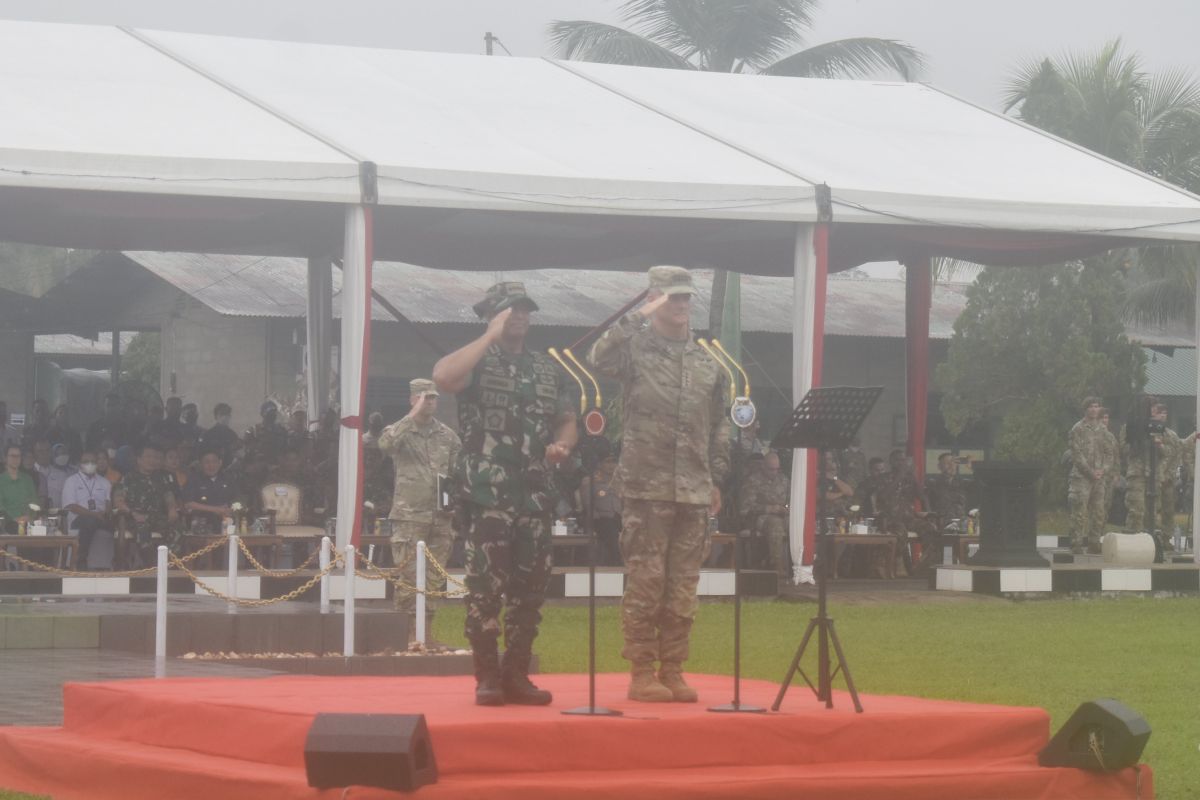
[410,378,439,397]
[648,265,694,296]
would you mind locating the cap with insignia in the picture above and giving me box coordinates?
[648,265,694,297]
[409,378,439,397]
[472,281,540,319]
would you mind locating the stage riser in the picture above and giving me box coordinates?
[936,565,1200,595]
[0,569,777,599]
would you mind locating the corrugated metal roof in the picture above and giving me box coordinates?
[34,332,137,356]
[1144,347,1197,397]
[122,251,973,339]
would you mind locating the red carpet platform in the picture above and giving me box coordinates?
[0,673,1149,799]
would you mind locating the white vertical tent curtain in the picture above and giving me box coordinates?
[335,207,373,549]
[305,256,333,432]
[1194,266,1200,565]
[789,224,817,585]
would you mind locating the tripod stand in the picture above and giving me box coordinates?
[769,387,882,714]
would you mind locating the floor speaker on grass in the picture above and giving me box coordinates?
[1037,699,1150,771]
[305,713,437,792]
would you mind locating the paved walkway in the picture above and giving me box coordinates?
[0,649,282,726]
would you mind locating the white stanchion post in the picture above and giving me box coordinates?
[416,541,427,645]
[343,544,356,656]
[227,534,239,614]
[155,545,168,677]
[320,536,332,614]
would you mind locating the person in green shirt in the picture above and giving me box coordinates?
[0,444,37,533]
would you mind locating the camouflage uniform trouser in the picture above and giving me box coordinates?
[1068,475,1102,548]
[1158,479,1177,534]
[462,507,553,657]
[1090,479,1115,540]
[751,514,788,577]
[390,514,456,616]
[620,499,709,666]
[1124,476,1146,532]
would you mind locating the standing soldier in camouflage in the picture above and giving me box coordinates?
[433,282,576,707]
[1069,397,1109,553]
[1122,397,1163,537]
[377,380,461,638]
[1091,408,1119,534]
[738,450,791,578]
[590,266,730,703]
[1152,402,1183,538]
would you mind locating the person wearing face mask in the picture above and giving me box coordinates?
[47,404,82,462]
[45,443,77,510]
[198,403,240,468]
[62,450,114,569]
[97,442,121,485]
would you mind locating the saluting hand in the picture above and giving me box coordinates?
[637,292,670,318]
[486,308,512,343]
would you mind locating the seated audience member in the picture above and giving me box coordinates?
[199,403,239,467]
[0,445,38,533]
[47,404,83,462]
[181,450,237,534]
[21,399,51,449]
[822,451,854,519]
[113,441,178,565]
[61,450,114,569]
[361,412,395,515]
[164,445,189,494]
[926,452,968,526]
[97,444,121,485]
[45,443,77,510]
[87,393,127,451]
[21,447,47,501]
[0,402,21,453]
[245,400,289,466]
[287,408,312,454]
[738,450,792,578]
[853,456,889,519]
[837,437,868,492]
[146,396,186,449]
[875,449,937,576]
[180,402,205,443]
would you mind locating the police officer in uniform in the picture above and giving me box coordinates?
[433,282,577,706]
[590,266,731,703]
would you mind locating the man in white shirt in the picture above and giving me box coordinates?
[61,450,113,570]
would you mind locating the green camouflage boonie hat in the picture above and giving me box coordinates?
[409,378,439,397]
[648,265,694,296]
[473,281,540,319]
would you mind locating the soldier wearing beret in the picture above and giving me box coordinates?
[590,266,731,703]
[377,378,462,637]
[434,282,577,706]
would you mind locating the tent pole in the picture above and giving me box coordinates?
[305,256,333,428]
[788,218,824,585]
[904,256,932,481]
[1193,264,1200,563]
[335,206,374,551]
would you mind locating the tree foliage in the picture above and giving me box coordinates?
[937,260,1145,502]
[120,332,161,390]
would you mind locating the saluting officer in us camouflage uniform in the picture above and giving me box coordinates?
[590,266,731,704]
[377,378,461,636]
[1068,396,1108,553]
[433,282,577,707]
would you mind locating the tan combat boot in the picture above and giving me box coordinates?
[657,663,698,703]
[627,662,674,702]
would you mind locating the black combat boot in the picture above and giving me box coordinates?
[500,648,553,706]
[471,638,504,706]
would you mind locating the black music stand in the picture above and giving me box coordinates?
[563,435,623,718]
[707,528,765,714]
[769,386,882,714]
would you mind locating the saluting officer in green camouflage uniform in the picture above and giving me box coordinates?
[590,266,731,704]
[433,282,577,707]
[377,379,462,635]
[113,440,179,566]
[1068,397,1108,553]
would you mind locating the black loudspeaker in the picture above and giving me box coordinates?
[304,713,438,792]
[1038,699,1151,771]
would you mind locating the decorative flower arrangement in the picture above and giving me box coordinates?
[28,504,40,518]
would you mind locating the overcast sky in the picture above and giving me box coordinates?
[1,0,1197,108]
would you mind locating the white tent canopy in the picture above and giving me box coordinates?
[3,21,1200,562]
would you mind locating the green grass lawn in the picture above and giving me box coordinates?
[433,597,1200,800]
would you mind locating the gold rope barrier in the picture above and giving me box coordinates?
[169,551,344,607]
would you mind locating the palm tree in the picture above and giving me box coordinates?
[1004,40,1200,326]
[549,0,925,341]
